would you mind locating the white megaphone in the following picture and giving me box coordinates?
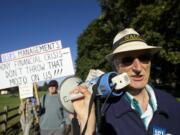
[59,71,130,113]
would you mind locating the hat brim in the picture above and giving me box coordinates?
[106,41,161,62]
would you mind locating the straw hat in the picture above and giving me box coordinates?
[106,28,161,61]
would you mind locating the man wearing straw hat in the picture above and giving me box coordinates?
[72,28,180,135]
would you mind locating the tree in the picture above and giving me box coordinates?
[39,82,48,91]
[76,0,180,96]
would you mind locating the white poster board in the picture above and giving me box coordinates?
[0,47,75,89]
[19,84,33,99]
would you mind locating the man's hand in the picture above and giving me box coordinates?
[72,86,96,135]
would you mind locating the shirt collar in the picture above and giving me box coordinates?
[111,85,170,118]
[124,84,157,115]
[146,84,157,111]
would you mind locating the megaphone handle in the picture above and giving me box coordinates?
[70,93,84,101]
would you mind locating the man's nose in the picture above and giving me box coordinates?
[132,58,142,72]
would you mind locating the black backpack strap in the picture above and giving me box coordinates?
[60,107,64,120]
[42,94,46,108]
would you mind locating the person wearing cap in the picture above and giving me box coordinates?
[72,28,180,135]
[39,80,71,135]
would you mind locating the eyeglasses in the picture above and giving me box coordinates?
[119,53,152,66]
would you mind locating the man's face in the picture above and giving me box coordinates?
[48,86,58,95]
[114,51,151,90]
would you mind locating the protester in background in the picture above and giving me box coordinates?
[19,97,38,135]
[39,80,71,135]
[72,28,180,135]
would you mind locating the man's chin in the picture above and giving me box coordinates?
[129,83,146,91]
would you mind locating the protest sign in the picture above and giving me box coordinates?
[19,84,33,99]
[0,47,75,89]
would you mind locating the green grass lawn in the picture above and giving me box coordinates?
[0,94,20,111]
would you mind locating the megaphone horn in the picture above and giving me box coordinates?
[59,76,85,113]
